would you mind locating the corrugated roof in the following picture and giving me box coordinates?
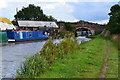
[0,22,16,30]
[18,20,58,28]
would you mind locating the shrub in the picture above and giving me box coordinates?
[16,38,79,78]
[65,22,75,32]
[59,31,74,38]
[16,54,48,78]
[40,40,58,63]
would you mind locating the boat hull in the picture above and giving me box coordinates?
[6,31,49,42]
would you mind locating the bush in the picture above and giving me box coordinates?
[16,54,48,78]
[59,31,74,38]
[58,38,78,54]
[16,38,79,78]
[65,22,75,32]
[40,40,58,63]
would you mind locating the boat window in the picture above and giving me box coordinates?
[29,33,32,37]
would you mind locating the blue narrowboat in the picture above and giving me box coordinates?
[6,30,48,42]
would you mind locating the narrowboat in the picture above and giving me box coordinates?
[6,30,48,42]
[0,17,59,42]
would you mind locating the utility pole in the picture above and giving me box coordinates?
[16,8,19,27]
[16,8,18,21]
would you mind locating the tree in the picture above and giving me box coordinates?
[65,22,75,32]
[78,20,89,23]
[107,4,120,34]
[108,5,120,16]
[12,20,18,26]
[13,4,56,22]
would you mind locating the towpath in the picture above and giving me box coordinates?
[99,40,110,79]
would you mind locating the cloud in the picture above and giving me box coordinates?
[2,0,77,21]
[4,0,79,3]
[0,1,77,21]
[4,0,120,2]
[71,2,116,22]
[39,2,67,10]
[92,19,109,24]
[0,0,7,8]
[37,2,77,21]
[0,0,118,23]
[78,0,119,2]
[37,0,79,3]
[118,1,120,5]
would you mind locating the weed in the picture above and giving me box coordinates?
[16,38,79,78]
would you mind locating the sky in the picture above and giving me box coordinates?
[0,0,119,24]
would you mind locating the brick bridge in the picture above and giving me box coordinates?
[57,22,105,35]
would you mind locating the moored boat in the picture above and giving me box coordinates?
[6,30,48,42]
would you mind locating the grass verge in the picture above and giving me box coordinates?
[16,36,118,78]
[38,37,106,78]
[106,40,118,78]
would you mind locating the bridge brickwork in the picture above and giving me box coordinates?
[71,22,105,35]
[57,22,105,35]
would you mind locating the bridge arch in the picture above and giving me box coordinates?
[75,27,94,37]
[76,27,92,30]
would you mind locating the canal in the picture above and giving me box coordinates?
[0,37,91,78]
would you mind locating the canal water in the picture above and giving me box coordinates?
[0,37,91,79]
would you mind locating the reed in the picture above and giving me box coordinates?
[16,38,79,78]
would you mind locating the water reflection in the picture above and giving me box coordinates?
[1,41,46,78]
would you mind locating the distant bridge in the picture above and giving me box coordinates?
[76,27,96,35]
[57,22,105,35]
[73,24,105,35]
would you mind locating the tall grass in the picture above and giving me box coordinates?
[16,38,79,78]
[16,36,118,78]
[37,37,106,78]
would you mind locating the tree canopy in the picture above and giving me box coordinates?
[65,22,75,32]
[107,4,120,34]
[78,20,89,23]
[14,4,56,21]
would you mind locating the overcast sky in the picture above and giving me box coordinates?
[0,0,119,24]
